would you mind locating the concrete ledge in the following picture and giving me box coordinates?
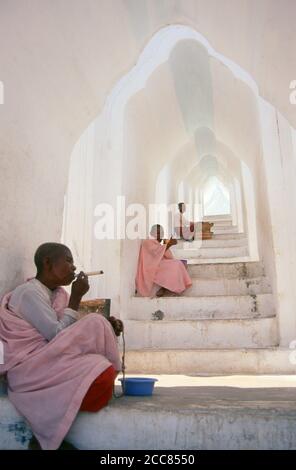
[0,397,32,449]
[66,375,296,450]
[2,375,296,450]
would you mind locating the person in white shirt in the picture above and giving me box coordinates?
[174,202,196,241]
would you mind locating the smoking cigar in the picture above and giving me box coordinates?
[85,270,104,276]
[75,270,104,278]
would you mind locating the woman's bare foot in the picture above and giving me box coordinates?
[156,288,180,297]
[28,435,78,450]
[166,291,181,297]
[156,287,166,297]
[28,435,41,450]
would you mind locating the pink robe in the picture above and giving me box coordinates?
[136,239,192,297]
[0,287,121,450]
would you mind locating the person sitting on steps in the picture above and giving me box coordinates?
[136,224,192,298]
[0,242,123,450]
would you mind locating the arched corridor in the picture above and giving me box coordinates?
[1,0,296,452]
[63,24,280,360]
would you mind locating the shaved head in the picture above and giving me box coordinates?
[34,243,70,275]
[150,224,164,239]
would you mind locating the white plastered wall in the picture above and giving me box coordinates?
[259,101,296,346]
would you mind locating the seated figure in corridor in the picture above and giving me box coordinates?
[136,224,192,297]
[174,202,196,241]
[0,243,122,450]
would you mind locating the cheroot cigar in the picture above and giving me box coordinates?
[75,270,103,278]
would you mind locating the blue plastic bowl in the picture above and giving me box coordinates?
[119,377,158,396]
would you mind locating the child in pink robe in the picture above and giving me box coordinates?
[136,224,192,297]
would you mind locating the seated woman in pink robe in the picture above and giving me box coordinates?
[0,242,122,450]
[136,224,192,297]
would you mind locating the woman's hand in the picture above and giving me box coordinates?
[166,237,177,249]
[68,272,89,310]
[108,316,124,336]
[71,272,89,297]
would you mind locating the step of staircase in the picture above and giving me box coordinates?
[124,348,296,374]
[211,233,246,240]
[129,294,275,320]
[186,256,252,264]
[124,317,278,349]
[213,226,239,234]
[178,237,248,248]
[187,261,264,278]
[203,219,233,226]
[184,277,271,296]
[202,214,232,221]
[172,245,248,259]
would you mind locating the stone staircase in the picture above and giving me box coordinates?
[171,216,248,260]
[125,216,281,374]
[0,216,293,450]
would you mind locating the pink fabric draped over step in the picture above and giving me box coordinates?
[0,288,121,450]
[136,239,192,297]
